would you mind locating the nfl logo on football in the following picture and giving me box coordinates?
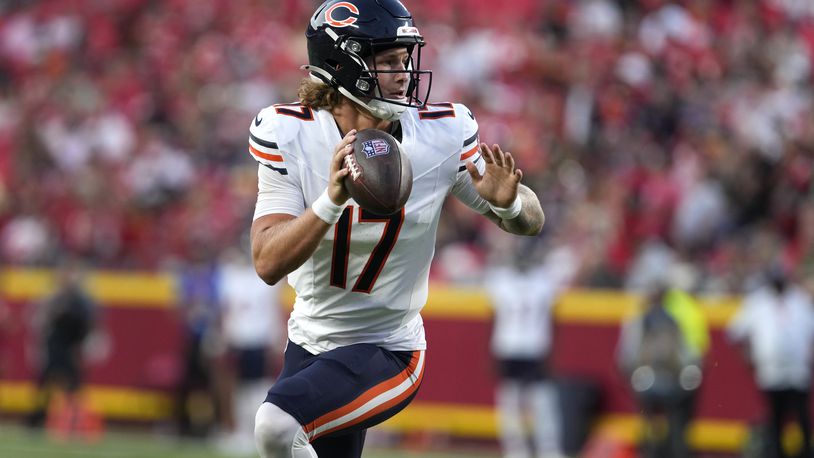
[362,139,390,158]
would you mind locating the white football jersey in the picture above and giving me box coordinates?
[485,247,581,359]
[249,102,489,354]
[219,261,284,349]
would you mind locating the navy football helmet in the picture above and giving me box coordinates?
[304,0,432,121]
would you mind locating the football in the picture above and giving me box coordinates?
[344,128,412,215]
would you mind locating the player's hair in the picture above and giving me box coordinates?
[298,78,344,110]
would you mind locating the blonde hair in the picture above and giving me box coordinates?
[298,78,344,110]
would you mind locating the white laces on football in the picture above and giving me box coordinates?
[343,153,362,181]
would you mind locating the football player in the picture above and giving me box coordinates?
[249,1,545,457]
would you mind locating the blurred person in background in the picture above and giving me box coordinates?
[0,298,9,421]
[26,258,99,432]
[616,267,709,458]
[0,296,10,377]
[486,240,581,458]
[216,244,286,456]
[249,0,544,456]
[727,265,814,458]
[175,242,223,438]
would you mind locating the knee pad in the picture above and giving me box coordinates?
[254,402,316,458]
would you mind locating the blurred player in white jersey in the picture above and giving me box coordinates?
[217,246,286,455]
[249,1,545,457]
[487,243,581,458]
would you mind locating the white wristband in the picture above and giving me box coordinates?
[312,190,345,224]
[488,195,522,220]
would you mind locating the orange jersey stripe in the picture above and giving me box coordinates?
[304,351,422,435]
[310,355,425,441]
[460,145,478,161]
[249,145,283,162]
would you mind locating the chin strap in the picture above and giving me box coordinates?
[302,65,406,121]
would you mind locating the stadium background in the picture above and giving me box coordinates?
[1,0,813,457]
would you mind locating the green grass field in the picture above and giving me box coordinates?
[0,425,499,458]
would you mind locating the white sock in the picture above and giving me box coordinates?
[254,402,318,458]
[530,382,563,457]
[497,381,532,458]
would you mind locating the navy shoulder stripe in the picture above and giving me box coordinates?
[250,133,278,150]
[458,155,481,173]
[463,129,479,147]
[419,111,454,120]
[262,163,288,175]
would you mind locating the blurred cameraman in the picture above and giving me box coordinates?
[616,266,709,458]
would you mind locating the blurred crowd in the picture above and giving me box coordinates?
[1,0,814,295]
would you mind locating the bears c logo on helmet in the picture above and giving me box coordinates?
[325,2,359,28]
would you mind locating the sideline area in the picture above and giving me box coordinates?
[0,423,499,458]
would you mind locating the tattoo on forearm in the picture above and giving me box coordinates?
[498,186,544,236]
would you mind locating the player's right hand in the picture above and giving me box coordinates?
[328,129,356,205]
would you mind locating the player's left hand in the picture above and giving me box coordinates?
[465,143,523,208]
